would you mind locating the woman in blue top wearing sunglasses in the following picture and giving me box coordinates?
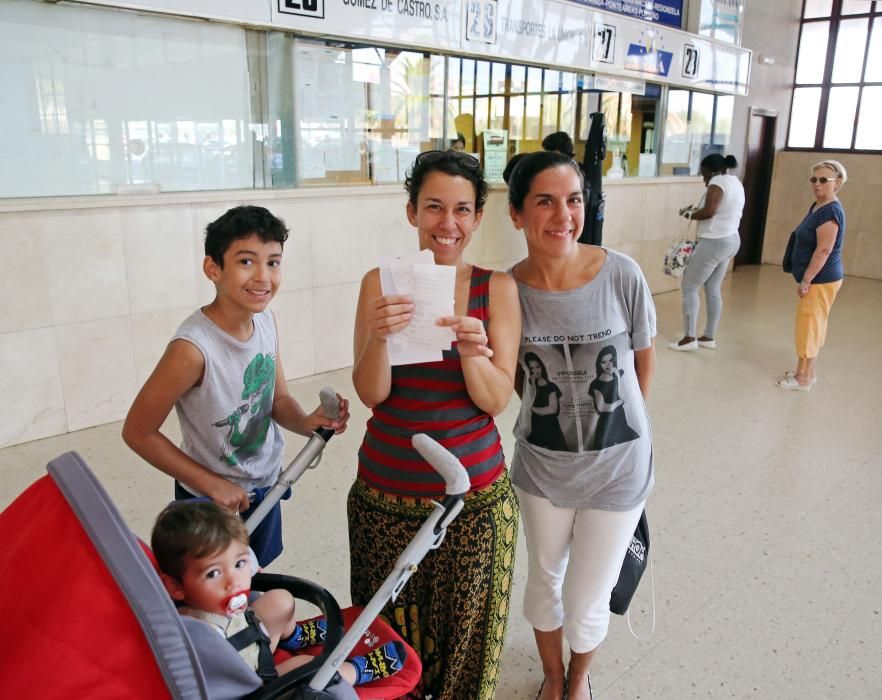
[777,160,847,391]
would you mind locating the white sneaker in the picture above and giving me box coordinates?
[668,340,698,351]
[697,339,716,349]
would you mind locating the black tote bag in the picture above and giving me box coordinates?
[609,509,650,616]
[782,231,796,273]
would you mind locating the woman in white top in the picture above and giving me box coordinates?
[669,153,745,351]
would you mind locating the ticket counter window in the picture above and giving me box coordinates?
[661,90,735,175]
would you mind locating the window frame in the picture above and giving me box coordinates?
[787,0,882,153]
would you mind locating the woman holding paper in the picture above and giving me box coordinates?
[507,151,655,700]
[349,150,521,700]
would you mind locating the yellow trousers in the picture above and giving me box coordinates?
[795,280,842,358]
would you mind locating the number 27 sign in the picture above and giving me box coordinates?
[593,23,616,64]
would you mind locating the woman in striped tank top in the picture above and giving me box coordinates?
[349,150,522,700]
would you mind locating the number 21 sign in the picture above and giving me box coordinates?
[682,44,700,78]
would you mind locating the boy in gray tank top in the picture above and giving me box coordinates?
[123,205,350,566]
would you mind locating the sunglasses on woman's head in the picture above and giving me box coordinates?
[809,176,837,184]
[414,150,480,170]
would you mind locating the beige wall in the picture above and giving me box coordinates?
[727,0,804,161]
[763,151,882,280]
[0,177,703,447]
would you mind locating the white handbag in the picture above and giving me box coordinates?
[663,219,697,279]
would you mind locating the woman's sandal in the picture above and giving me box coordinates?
[536,677,568,700]
[563,673,591,700]
[784,370,817,385]
[776,374,812,391]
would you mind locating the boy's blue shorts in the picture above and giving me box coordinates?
[174,481,290,568]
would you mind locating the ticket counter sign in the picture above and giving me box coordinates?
[87,0,750,96]
[457,0,750,95]
[274,0,462,49]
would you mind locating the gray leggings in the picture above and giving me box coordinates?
[681,234,741,337]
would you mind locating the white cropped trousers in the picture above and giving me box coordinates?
[516,486,644,653]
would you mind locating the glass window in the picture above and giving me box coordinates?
[429,54,445,94]
[1,0,257,197]
[560,92,576,138]
[542,94,560,135]
[489,96,505,130]
[865,18,882,80]
[787,87,823,147]
[510,65,526,93]
[509,95,524,140]
[461,59,475,96]
[661,90,691,169]
[448,58,461,97]
[475,96,489,135]
[271,37,437,186]
[855,86,882,148]
[527,66,543,93]
[491,62,507,92]
[832,19,869,83]
[789,2,881,151]
[803,0,833,18]
[4,0,755,198]
[823,86,860,148]
[842,0,873,14]
[660,90,732,175]
[713,95,735,148]
[525,94,541,140]
[476,61,491,94]
[796,22,831,84]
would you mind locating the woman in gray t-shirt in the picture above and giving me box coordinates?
[507,151,656,700]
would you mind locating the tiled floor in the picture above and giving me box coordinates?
[3,264,880,698]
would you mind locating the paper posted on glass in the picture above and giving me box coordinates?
[379,249,456,366]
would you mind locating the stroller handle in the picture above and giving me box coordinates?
[412,433,470,496]
[309,436,467,692]
[244,387,339,534]
[313,386,340,441]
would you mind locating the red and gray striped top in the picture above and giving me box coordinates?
[357,266,505,496]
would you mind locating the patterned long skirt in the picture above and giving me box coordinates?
[347,471,518,700]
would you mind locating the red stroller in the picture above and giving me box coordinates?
[0,426,468,698]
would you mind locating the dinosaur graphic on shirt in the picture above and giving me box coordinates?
[213,353,275,466]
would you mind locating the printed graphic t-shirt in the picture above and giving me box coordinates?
[172,309,285,493]
[512,249,656,511]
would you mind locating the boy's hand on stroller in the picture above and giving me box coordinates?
[367,294,414,341]
[307,394,350,434]
[206,478,251,515]
[437,315,493,358]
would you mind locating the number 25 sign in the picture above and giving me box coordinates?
[466,0,498,44]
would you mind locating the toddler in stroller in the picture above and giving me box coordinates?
[151,500,406,689]
[1,430,468,699]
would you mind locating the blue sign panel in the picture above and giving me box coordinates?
[567,0,684,29]
[624,42,673,76]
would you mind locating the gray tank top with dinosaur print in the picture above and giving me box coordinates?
[172,309,285,493]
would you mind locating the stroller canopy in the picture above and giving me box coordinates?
[0,452,262,700]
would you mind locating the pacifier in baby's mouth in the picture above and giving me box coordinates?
[222,590,250,617]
